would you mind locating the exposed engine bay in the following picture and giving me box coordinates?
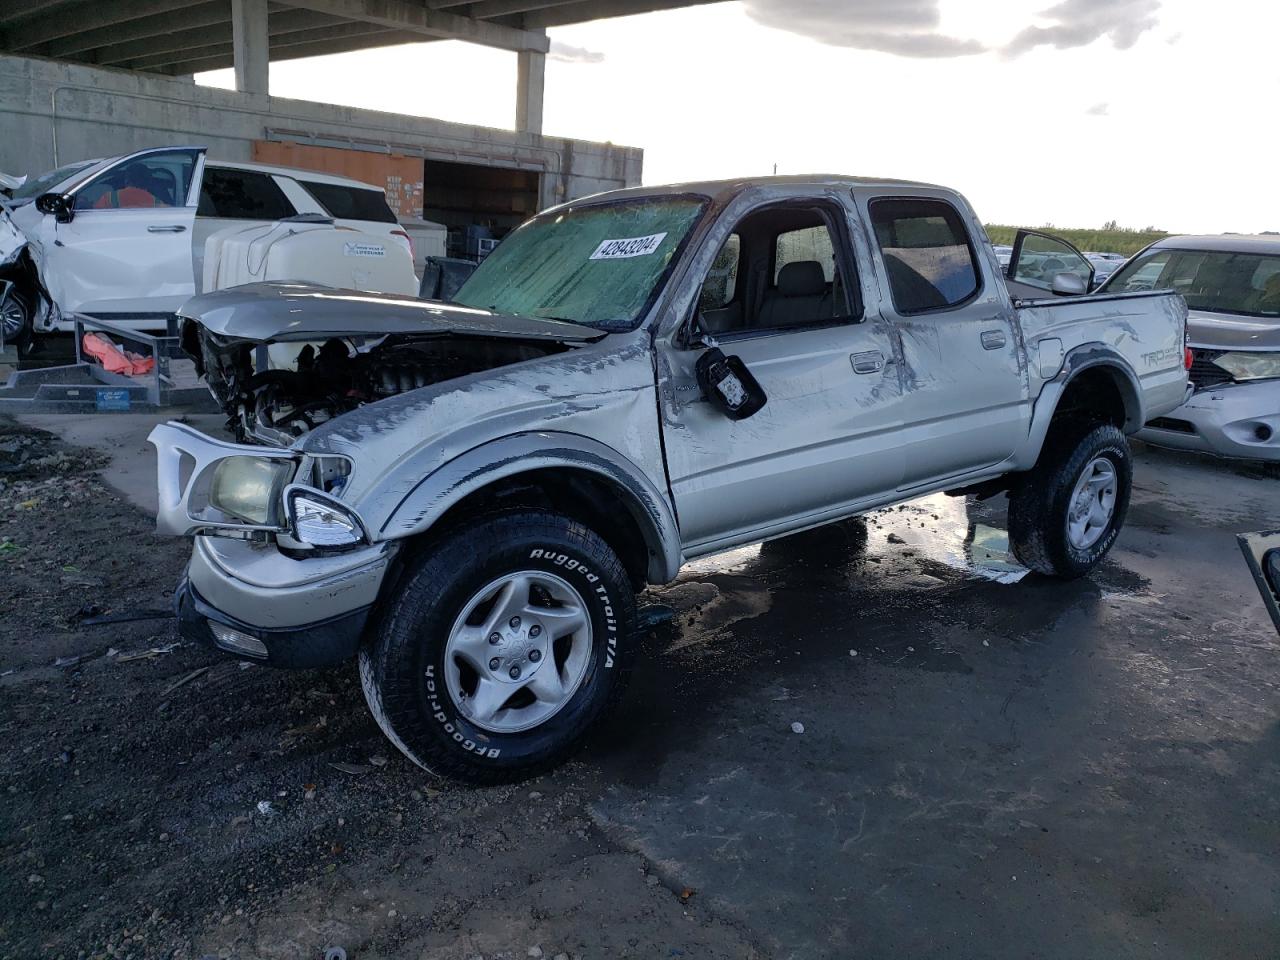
[184,323,566,445]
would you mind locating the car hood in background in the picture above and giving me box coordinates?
[178,282,606,344]
[1187,309,1280,352]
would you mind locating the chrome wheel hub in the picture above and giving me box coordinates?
[1066,456,1117,550]
[443,570,592,734]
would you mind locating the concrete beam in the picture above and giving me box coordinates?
[45,1,230,58]
[2,0,199,49]
[156,27,425,75]
[515,38,545,135]
[232,0,269,95]
[89,9,338,66]
[524,0,717,28]
[466,0,583,17]
[279,0,549,52]
[130,20,408,70]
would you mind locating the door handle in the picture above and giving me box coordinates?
[980,329,1007,350]
[147,225,187,233]
[850,350,885,375]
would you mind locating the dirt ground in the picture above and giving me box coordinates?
[1,414,1277,960]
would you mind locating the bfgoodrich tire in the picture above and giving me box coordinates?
[359,511,636,784]
[1007,421,1133,579]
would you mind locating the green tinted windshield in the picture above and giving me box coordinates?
[453,196,706,331]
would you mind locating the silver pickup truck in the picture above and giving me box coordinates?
[150,176,1189,783]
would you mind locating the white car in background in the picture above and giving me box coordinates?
[0,145,415,350]
[1100,235,1280,462]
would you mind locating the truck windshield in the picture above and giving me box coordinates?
[453,196,706,332]
[1107,248,1280,317]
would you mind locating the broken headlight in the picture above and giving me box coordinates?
[287,488,366,548]
[208,456,295,526]
[1215,351,1280,383]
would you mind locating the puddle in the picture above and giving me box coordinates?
[866,493,1031,584]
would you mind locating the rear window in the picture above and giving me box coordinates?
[198,168,294,220]
[775,225,836,282]
[869,198,980,314]
[301,180,397,223]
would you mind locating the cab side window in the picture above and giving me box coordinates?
[75,151,198,211]
[198,168,295,220]
[695,204,859,337]
[869,198,980,314]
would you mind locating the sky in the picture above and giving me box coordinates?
[199,0,1278,234]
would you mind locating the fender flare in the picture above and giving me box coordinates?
[378,431,683,584]
[1018,343,1145,466]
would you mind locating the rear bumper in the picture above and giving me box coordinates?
[1137,380,1280,462]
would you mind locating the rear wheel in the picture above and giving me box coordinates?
[359,511,636,784]
[1007,421,1132,578]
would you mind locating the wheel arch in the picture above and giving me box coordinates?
[377,432,682,587]
[1018,344,1144,469]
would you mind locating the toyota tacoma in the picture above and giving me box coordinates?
[149,176,1190,783]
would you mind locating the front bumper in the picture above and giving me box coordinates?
[1138,380,1280,462]
[179,535,397,668]
[177,577,372,668]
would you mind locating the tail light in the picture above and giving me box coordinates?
[391,229,414,261]
[1185,346,1194,370]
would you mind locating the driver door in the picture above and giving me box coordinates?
[38,147,205,322]
[657,193,904,553]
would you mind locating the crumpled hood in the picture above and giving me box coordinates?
[1188,309,1280,352]
[178,282,605,344]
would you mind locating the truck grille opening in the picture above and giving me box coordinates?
[1188,349,1234,390]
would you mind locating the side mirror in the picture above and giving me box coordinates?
[1050,272,1087,297]
[695,347,767,420]
[35,192,73,222]
[1238,531,1280,636]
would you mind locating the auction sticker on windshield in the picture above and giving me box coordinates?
[590,233,668,260]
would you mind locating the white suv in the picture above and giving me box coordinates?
[0,145,414,346]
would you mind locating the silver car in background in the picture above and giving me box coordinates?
[1102,235,1280,462]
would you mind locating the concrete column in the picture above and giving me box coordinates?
[515,38,545,135]
[232,0,269,96]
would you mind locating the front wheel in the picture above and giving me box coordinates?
[1007,421,1132,578]
[359,511,636,784]
[0,285,33,353]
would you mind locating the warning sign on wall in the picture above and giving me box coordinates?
[252,141,425,220]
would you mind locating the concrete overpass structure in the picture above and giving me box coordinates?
[0,0,714,253]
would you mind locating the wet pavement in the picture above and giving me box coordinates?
[2,415,1277,959]
[591,442,1280,959]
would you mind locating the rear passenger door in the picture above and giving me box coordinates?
[863,195,1029,489]
[658,193,904,551]
[194,166,298,289]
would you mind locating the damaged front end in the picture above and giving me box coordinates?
[178,283,600,445]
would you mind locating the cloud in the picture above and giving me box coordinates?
[740,0,1163,60]
[741,0,985,59]
[1004,0,1162,57]
[1086,102,1110,116]
[548,40,605,64]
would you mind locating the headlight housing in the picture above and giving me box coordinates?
[287,488,366,548]
[208,456,295,525]
[1215,351,1280,383]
